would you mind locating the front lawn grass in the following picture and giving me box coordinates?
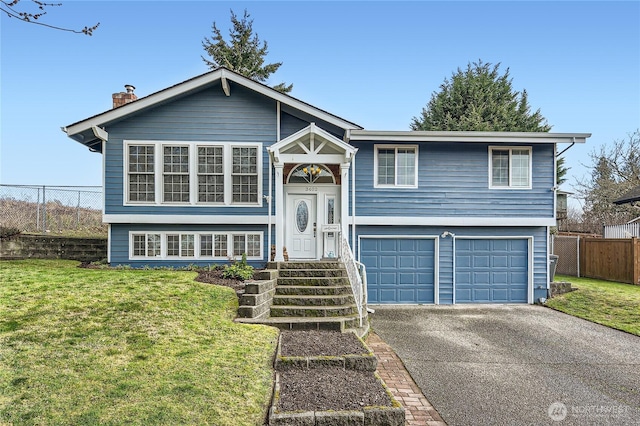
[546,274,640,336]
[0,259,278,425]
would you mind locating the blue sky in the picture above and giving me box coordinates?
[1,1,639,210]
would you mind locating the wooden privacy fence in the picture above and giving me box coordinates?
[579,238,640,285]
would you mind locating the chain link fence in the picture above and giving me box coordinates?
[0,184,106,237]
[551,235,580,277]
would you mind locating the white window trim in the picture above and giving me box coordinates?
[126,143,156,204]
[128,231,264,260]
[488,146,532,190]
[123,140,263,207]
[373,144,419,188]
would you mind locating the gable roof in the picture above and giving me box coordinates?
[63,67,362,147]
[613,185,640,205]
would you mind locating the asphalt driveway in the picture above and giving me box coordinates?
[370,305,640,426]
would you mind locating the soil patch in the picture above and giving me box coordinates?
[195,269,246,295]
[280,330,368,357]
[278,367,393,412]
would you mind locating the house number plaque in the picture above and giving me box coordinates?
[305,187,318,192]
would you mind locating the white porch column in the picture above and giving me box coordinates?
[340,162,351,240]
[274,163,285,261]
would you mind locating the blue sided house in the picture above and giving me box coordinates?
[64,68,590,305]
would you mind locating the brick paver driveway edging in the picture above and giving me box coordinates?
[370,305,640,426]
[366,333,447,426]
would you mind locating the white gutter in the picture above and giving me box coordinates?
[349,131,591,144]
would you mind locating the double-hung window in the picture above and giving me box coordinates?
[128,145,155,202]
[163,146,190,202]
[232,146,258,203]
[374,145,418,188]
[125,141,261,205]
[489,147,532,189]
[198,146,224,203]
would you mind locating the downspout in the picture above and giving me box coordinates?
[556,137,576,157]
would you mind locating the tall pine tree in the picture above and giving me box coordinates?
[202,9,292,93]
[411,60,550,132]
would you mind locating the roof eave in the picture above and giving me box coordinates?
[349,131,591,143]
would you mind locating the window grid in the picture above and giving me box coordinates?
[377,149,395,185]
[376,146,417,187]
[247,234,261,257]
[147,234,161,257]
[233,235,246,256]
[167,234,180,256]
[180,234,195,257]
[214,234,228,257]
[163,146,190,202]
[490,147,531,188]
[126,142,261,205]
[200,235,213,257]
[198,146,224,203]
[133,234,145,256]
[232,147,258,203]
[128,145,155,202]
[130,232,263,260]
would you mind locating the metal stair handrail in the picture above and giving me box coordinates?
[340,234,365,327]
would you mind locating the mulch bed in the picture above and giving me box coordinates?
[280,330,368,357]
[276,331,393,412]
[195,269,246,295]
[278,367,392,412]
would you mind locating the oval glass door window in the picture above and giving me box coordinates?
[296,201,309,233]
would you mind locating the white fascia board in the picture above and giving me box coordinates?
[66,69,225,136]
[66,68,361,138]
[349,131,591,144]
[103,214,268,224]
[269,123,357,158]
[351,216,556,227]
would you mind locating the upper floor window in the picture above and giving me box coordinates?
[163,146,190,202]
[128,145,155,202]
[374,145,418,188]
[232,147,258,203]
[489,147,531,189]
[125,141,261,206]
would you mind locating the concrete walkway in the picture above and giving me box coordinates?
[366,332,447,426]
[370,305,640,426]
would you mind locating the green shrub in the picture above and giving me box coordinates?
[222,253,254,280]
[0,226,21,239]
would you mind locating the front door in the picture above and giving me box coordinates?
[287,194,316,259]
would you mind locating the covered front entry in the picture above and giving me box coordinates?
[268,123,357,261]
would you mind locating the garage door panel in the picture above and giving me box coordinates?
[399,255,416,268]
[363,238,435,304]
[456,239,528,303]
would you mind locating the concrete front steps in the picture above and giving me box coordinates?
[236,261,368,336]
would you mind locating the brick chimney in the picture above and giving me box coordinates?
[112,85,137,108]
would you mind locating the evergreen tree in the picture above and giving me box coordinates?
[202,9,292,93]
[557,156,569,186]
[411,60,550,132]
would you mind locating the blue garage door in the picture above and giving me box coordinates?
[361,238,435,304]
[455,239,528,303]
